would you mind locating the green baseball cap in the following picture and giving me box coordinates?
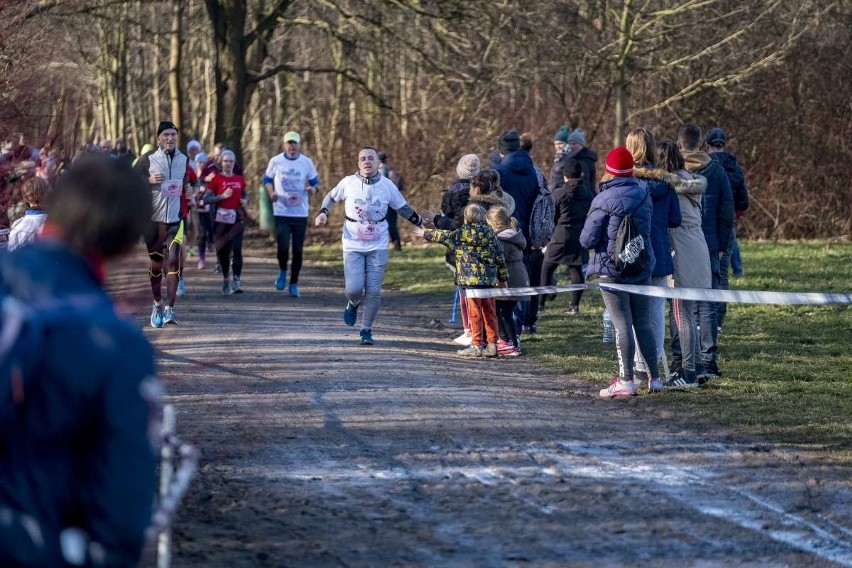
[283,131,300,143]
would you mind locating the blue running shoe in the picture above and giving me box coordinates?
[150,303,164,328]
[343,301,359,326]
[163,306,177,325]
[275,270,287,290]
[359,328,374,345]
[176,278,187,297]
[289,283,299,298]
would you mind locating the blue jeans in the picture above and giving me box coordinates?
[635,275,667,374]
[731,238,742,275]
[717,226,735,328]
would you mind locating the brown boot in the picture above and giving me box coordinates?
[482,343,498,358]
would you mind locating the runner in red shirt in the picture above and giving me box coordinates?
[203,150,247,295]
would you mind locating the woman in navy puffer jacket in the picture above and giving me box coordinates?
[626,128,681,384]
[580,146,662,398]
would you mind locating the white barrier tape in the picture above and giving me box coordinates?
[147,433,199,544]
[465,284,589,299]
[466,282,852,305]
[598,282,852,305]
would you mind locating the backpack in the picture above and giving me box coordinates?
[613,195,651,278]
[529,171,555,248]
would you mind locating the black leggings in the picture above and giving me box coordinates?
[213,222,243,278]
[541,261,585,306]
[197,211,214,252]
[496,299,520,347]
[231,228,243,278]
[274,216,308,283]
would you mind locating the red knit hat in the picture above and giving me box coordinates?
[605,146,634,177]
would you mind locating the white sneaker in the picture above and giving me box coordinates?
[599,378,637,398]
[452,331,472,346]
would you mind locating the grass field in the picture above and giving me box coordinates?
[306,240,852,454]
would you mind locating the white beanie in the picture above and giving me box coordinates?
[456,154,481,179]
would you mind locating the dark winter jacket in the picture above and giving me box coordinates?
[495,150,539,240]
[544,178,594,266]
[423,222,509,287]
[495,227,530,300]
[434,179,471,231]
[683,151,734,254]
[549,150,572,191]
[710,151,749,213]
[571,146,598,192]
[579,176,655,283]
[633,167,681,277]
[0,242,158,568]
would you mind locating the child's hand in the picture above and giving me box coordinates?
[422,210,440,228]
[410,225,425,238]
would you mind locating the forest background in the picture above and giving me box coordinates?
[1,0,849,239]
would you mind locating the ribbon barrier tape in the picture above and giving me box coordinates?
[465,282,852,305]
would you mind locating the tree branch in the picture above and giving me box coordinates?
[244,0,292,47]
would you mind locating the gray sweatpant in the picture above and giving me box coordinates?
[344,248,389,331]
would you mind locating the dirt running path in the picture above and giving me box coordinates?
[111,245,852,567]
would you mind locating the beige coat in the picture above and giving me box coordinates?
[666,170,711,289]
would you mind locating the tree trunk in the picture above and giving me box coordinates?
[152,2,162,126]
[169,0,184,129]
[205,0,292,160]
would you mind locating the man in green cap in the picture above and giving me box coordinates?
[263,130,320,297]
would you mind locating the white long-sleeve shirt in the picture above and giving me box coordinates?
[321,173,412,253]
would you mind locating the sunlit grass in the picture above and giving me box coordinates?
[306,241,852,454]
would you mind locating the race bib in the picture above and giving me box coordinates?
[160,179,183,198]
[355,222,381,241]
[0,228,9,250]
[215,208,237,224]
[283,192,301,207]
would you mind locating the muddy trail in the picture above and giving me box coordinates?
[108,244,852,568]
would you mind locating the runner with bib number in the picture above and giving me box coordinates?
[263,130,320,298]
[205,150,247,297]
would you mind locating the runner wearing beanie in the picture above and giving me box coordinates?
[134,120,192,327]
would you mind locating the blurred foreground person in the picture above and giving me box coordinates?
[0,154,160,567]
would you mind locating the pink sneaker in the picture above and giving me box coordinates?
[599,378,637,398]
[497,339,513,351]
[498,346,521,357]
